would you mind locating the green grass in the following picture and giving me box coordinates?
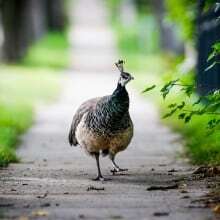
[0,31,68,167]
[165,112,220,165]
[21,32,69,69]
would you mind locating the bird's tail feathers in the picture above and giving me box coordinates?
[68,130,78,146]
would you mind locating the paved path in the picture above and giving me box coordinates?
[0,0,214,219]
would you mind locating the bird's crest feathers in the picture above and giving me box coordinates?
[115,60,125,73]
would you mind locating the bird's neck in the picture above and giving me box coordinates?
[110,83,129,113]
[88,83,130,133]
[113,83,127,95]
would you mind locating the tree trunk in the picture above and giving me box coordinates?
[46,0,66,32]
[1,0,47,62]
[196,0,220,95]
[149,0,184,54]
[0,1,4,60]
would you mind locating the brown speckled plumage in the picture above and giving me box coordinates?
[68,60,134,180]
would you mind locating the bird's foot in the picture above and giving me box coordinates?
[92,176,106,181]
[111,168,128,175]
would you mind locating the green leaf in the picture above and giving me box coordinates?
[197,108,206,115]
[184,113,193,123]
[178,113,186,119]
[207,119,220,129]
[160,79,179,99]
[207,42,220,63]
[142,85,156,93]
[177,101,185,109]
[184,115,191,123]
[162,90,169,99]
[181,85,194,97]
[205,61,217,72]
[213,42,220,51]
[168,103,177,108]
[163,108,177,118]
[207,102,220,112]
[192,98,202,106]
[207,51,216,61]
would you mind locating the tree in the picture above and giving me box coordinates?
[197,1,220,95]
[149,0,184,54]
[0,0,47,62]
[134,0,184,54]
[0,0,67,62]
[46,0,66,32]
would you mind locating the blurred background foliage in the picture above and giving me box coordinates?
[108,0,220,165]
[165,0,197,41]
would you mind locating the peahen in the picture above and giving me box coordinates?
[68,60,134,181]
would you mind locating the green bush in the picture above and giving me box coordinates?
[0,31,68,167]
[159,65,220,165]
[0,146,18,167]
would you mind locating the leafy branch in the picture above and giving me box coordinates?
[142,81,220,133]
[206,42,220,71]
[142,2,220,136]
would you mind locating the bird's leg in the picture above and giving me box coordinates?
[93,152,105,181]
[110,154,128,174]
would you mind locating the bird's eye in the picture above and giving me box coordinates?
[122,73,130,79]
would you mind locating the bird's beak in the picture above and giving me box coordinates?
[130,76,134,80]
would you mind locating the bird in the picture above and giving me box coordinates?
[68,60,134,181]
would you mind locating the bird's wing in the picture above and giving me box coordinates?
[68,97,100,146]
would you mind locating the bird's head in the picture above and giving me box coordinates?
[115,60,134,87]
